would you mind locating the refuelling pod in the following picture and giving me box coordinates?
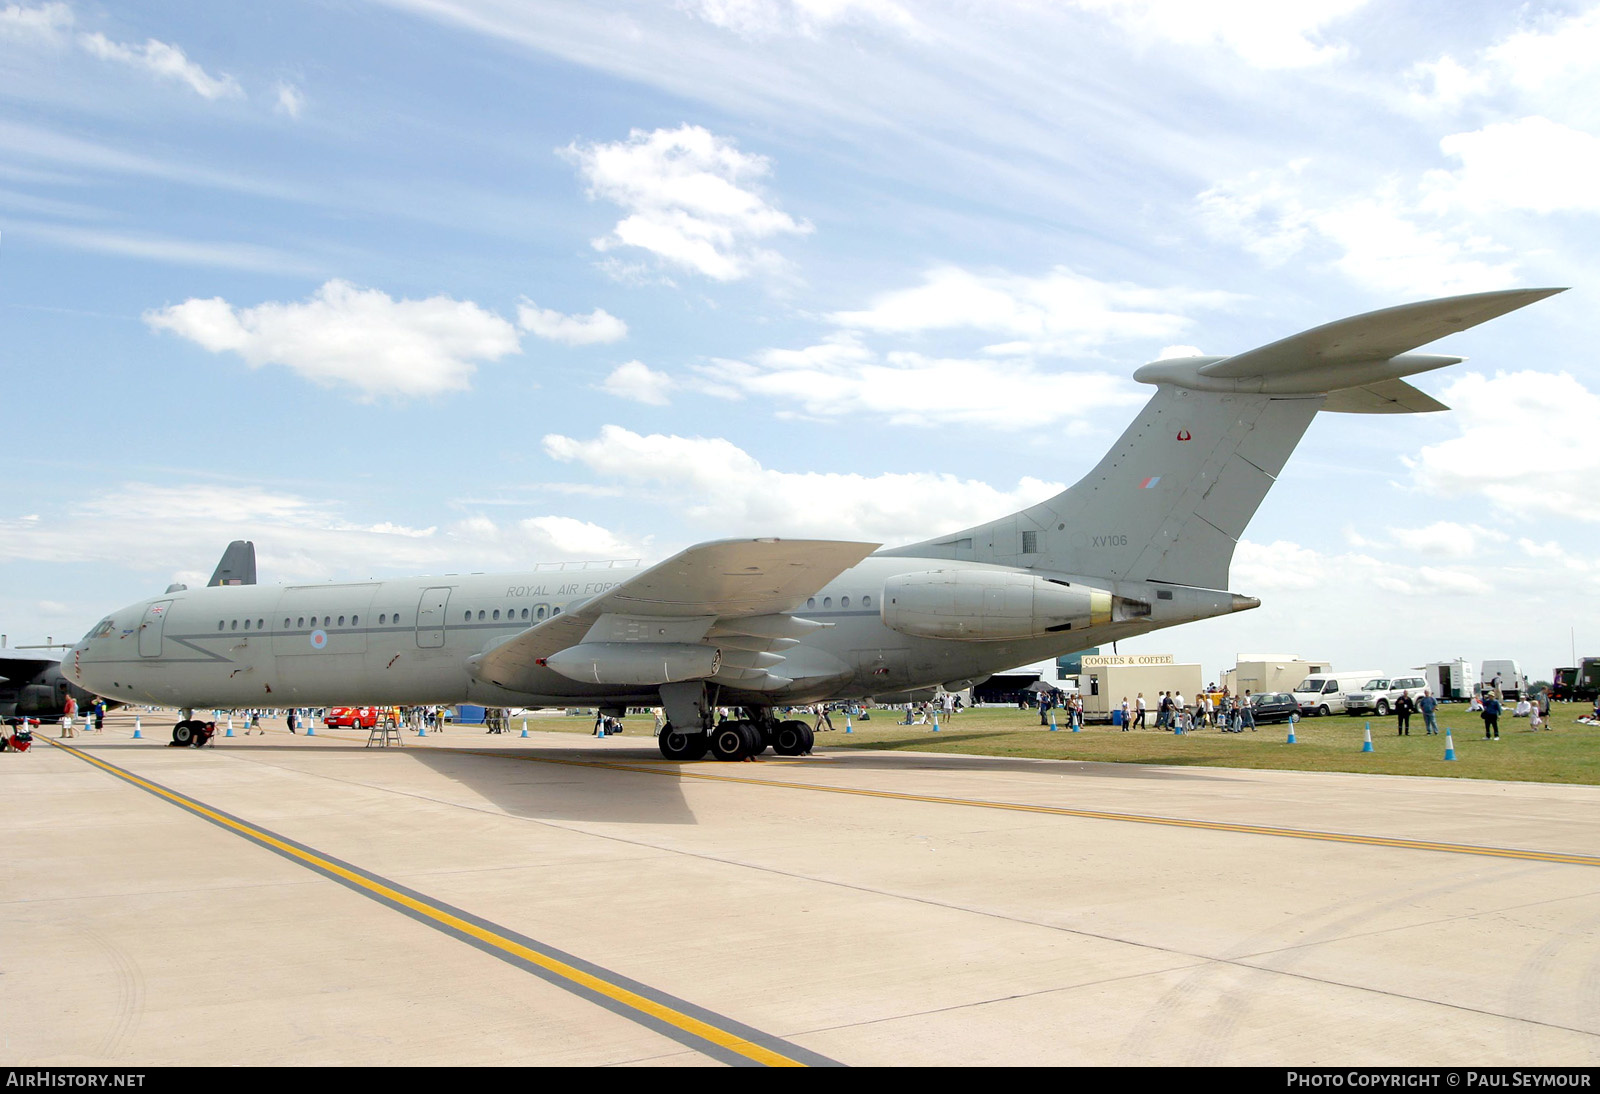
[543,643,721,686]
[881,569,1114,641]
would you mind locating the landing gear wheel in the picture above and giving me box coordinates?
[711,723,751,761]
[740,722,766,756]
[172,721,195,746]
[773,719,809,756]
[799,724,815,755]
[658,726,708,761]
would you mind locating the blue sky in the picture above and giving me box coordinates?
[2,0,1596,683]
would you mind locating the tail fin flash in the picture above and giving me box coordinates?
[207,540,257,587]
[883,288,1564,590]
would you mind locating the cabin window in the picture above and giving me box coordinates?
[323,616,331,627]
[536,607,546,620]
[823,597,832,608]
[553,607,561,616]
[807,597,815,608]
[863,595,872,608]
[379,614,386,624]
[351,615,358,626]
[297,617,305,627]
[394,615,402,625]
[464,611,471,622]
[841,596,850,608]
[338,616,346,626]
[521,608,529,620]
[231,620,238,630]
[243,619,251,630]
[217,621,225,631]
[257,619,264,630]
[493,609,500,621]
[478,610,486,621]
[283,617,291,628]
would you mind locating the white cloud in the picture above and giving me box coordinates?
[274,81,305,119]
[0,2,72,40]
[78,31,242,100]
[601,360,675,405]
[144,279,523,400]
[1388,521,1509,560]
[543,425,1063,544]
[561,124,811,281]
[517,302,628,344]
[1406,370,1600,522]
[697,331,1145,426]
[678,0,917,39]
[1404,55,1491,110]
[1421,117,1600,216]
[828,265,1237,356]
[1197,165,1519,296]
[16,221,315,274]
[0,482,640,586]
[1068,0,1367,69]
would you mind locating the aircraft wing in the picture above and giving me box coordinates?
[470,537,879,692]
[1199,288,1564,379]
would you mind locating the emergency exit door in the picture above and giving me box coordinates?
[415,587,452,648]
[138,600,172,657]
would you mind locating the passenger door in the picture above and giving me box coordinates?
[415,587,452,648]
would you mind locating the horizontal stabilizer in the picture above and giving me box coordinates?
[1199,288,1564,379]
[1322,378,1449,414]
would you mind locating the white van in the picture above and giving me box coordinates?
[1292,670,1384,717]
[1345,673,1430,716]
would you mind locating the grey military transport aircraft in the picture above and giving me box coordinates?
[66,289,1561,760]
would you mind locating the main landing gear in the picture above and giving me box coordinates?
[653,690,816,762]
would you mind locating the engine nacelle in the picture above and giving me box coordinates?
[881,569,1112,641]
[543,643,721,686]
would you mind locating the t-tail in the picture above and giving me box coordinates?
[881,288,1564,590]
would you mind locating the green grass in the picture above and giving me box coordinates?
[545,703,1600,785]
[808,703,1600,784]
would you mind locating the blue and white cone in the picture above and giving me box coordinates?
[1048,711,1057,732]
[306,723,315,736]
[931,713,940,732]
[1287,715,1297,744]
[844,714,853,734]
[418,720,427,736]
[1444,732,1457,761]
[1362,724,1373,752]
[520,719,529,738]
[226,714,234,737]
[132,716,141,739]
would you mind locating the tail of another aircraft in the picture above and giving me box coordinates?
[208,540,257,586]
[881,288,1563,590]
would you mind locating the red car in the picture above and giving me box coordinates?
[324,706,379,729]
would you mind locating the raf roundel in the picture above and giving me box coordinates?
[309,629,328,650]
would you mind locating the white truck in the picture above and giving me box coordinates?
[1480,660,1529,700]
[1292,670,1385,717]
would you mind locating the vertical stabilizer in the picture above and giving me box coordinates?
[881,288,1562,590]
[207,540,257,586]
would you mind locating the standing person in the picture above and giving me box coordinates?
[92,698,105,732]
[286,708,297,734]
[1240,691,1257,732]
[1394,690,1414,735]
[1134,692,1147,729]
[815,704,835,732]
[1529,696,1544,731]
[1119,696,1130,732]
[60,694,77,738]
[1418,688,1440,735]
[1156,692,1170,730]
[1481,691,1501,740]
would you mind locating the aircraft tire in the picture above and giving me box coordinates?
[740,722,766,756]
[658,726,707,761]
[172,721,195,746]
[773,720,808,755]
[799,724,815,755]
[710,723,750,762]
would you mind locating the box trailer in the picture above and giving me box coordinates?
[1229,655,1332,699]
[1078,655,1202,721]
[1421,659,1477,702]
